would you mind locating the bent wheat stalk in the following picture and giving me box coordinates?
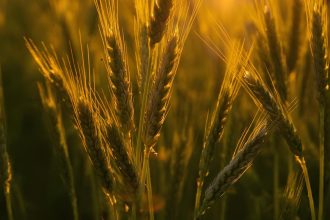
[307,1,329,219]
[242,67,316,220]
[194,41,248,219]
[38,82,78,220]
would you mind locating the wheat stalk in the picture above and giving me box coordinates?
[38,82,78,220]
[307,1,329,219]
[243,66,316,219]
[0,70,13,220]
[193,40,248,219]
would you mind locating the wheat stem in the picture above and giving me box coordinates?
[0,70,13,220]
[297,157,316,220]
[38,83,79,220]
[319,106,325,220]
[273,137,280,220]
[310,5,328,219]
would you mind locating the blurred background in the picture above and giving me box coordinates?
[0,0,327,219]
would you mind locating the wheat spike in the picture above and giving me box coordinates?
[263,5,287,102]
[76,100,113,194]
[95,0,135,136]
[105,123,139,194]
[197,40,246,185]
[198,115,269,217]
[148,0,174,46]
[143,35,178,150]
[310,3,328,106]
[242,70,302,157]
[25,39,71,107]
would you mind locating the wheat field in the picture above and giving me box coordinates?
[0,0,330,219]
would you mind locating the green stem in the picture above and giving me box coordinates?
[4,190,13,220]
[219,195,227,220]
[66,158,79,220]
[273,145,279,220]
[298,157,316,220]
[3,155,13,220]
[136,48,153,168]
[194,179,203,220]
[131,201,137,220]
[136,45,154,220]
[319,106,325,220]
[146,160,154,220]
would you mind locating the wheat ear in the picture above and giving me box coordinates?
[198,116,269,217]
[263,6,287,102]
[25,39,71,107]
[75,99,114,195]
[148,0,174,46]
[105,123,139,194]
[242,71,302,157]
[143,35,179,150]
[193,40,246,219]
[309,2,329,219]
[95,0,135,136]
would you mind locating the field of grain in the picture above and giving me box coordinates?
[0,0,330,219]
